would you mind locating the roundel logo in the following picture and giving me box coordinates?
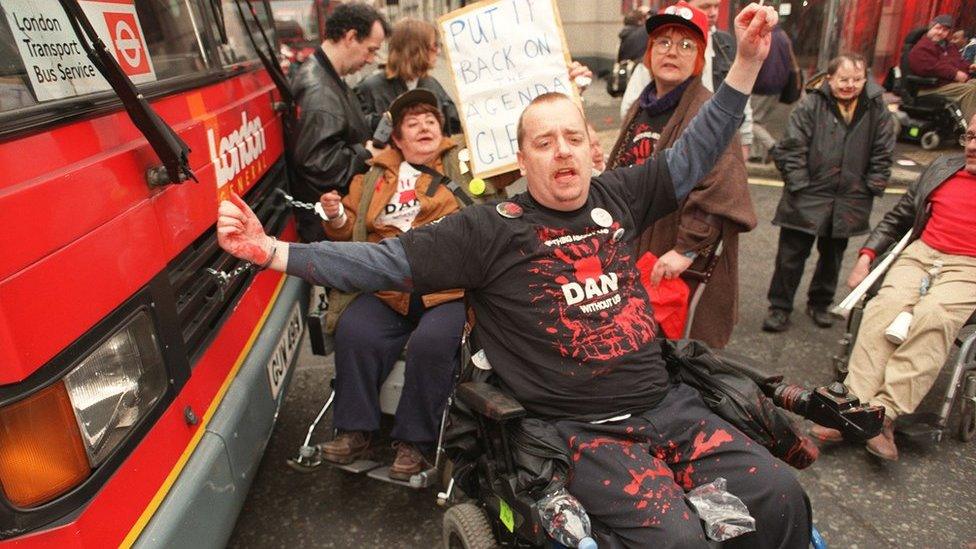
[103,11,150,76]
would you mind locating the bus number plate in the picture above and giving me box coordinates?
[267,303,304,400]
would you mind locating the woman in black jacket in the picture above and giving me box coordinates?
[355,19,462,136]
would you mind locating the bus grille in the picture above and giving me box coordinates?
[167,160,292,361]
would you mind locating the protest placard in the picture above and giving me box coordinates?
[438,0,579,178]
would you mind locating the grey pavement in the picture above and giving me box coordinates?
[228,62,976,548]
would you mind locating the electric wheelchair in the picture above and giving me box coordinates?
[439,335,884,548]
[883,34,970,150]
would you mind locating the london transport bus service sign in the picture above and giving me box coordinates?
[4,0,156,102]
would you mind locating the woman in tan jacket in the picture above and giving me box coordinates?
[315,90,472,479]
[607,4,757,348]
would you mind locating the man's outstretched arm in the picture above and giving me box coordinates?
[217,193,412,291]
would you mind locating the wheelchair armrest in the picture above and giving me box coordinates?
[904,74,939,87]
[457,382,526,421]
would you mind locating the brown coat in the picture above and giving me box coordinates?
[324,137,464,315]
[607,80,757,348]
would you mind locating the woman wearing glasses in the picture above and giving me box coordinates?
[607,2,756,349]
[762,54,896,333]
[355,19,461,136]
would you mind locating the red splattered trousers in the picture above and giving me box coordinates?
[554,383,811,549]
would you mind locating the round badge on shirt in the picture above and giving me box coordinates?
[496,201,523,219]
[591,207,613,228]
[469,178,486,195]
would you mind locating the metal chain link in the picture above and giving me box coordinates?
[206,263,254,301]
[204,189,295,297]
[275,188,317,210]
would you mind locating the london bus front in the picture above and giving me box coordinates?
[0,1,306,546]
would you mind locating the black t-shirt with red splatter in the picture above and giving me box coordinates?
[614,107,673,168]
[399,160,678,421]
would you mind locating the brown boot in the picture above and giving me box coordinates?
[865,417,898,461]
[319,431,371,464]
[389,442,429,480]
[809,424,843,443]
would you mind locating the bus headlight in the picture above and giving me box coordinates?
[63,312,168,467]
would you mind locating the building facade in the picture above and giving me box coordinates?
[380,0,976,81]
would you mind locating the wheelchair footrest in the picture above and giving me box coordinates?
[333,459,383,474]
[366,466,423,488]
[895,413,944,442]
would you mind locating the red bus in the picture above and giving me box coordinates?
[268,0,335,72]
[0,0,305,545]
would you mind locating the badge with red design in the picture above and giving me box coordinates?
[496,201,523,219]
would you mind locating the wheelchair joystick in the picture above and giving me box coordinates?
[764,380,885,443]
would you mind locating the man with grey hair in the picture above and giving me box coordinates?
[908,13,976,122]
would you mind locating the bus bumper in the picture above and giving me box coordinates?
[133,275,309,548]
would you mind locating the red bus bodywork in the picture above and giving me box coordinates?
[0,25,302,548]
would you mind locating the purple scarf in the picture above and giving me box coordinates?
[638,77,693,116]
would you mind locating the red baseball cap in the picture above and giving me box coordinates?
[645,2,709,42]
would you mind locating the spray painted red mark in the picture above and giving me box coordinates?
[623,462,673,495]
[688,429,734,461]
[570,436,636,462]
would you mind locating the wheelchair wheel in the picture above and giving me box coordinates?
[920,131,941,150]
[443,502,496,549]
[957,372,976,442]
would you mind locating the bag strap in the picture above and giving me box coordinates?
[409,152,474,207]
[352,167,384,242]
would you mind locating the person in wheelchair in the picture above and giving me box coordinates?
[218,5,812,546]
[908,14,976,122]
[811,118,976,461]
[315,89,483,479]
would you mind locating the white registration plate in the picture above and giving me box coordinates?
[266,303,304,400]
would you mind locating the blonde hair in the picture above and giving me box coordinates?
[385,19,437,81]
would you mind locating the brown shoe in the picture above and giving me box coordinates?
[319,431,371,464]
[809,424,843,443]
[389,442,429,480]
[865,417,898,461]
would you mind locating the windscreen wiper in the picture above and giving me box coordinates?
[232,0,294,107]
[58,0,196,186]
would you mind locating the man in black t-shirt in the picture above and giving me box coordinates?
[218,5,809,547]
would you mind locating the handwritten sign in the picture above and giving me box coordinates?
[3,0,156,103]
[439,0,578,178]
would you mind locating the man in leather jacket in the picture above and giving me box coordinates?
[290,3,390,242]
[811,118,976,461]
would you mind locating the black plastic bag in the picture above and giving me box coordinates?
[662,339,818,469]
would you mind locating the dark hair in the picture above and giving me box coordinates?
[324,2,390,43]
[392,103,445,141]
[826,53,867,76]
[386,19,437,80]
[623,9,645,26]
[516,92,584,147]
